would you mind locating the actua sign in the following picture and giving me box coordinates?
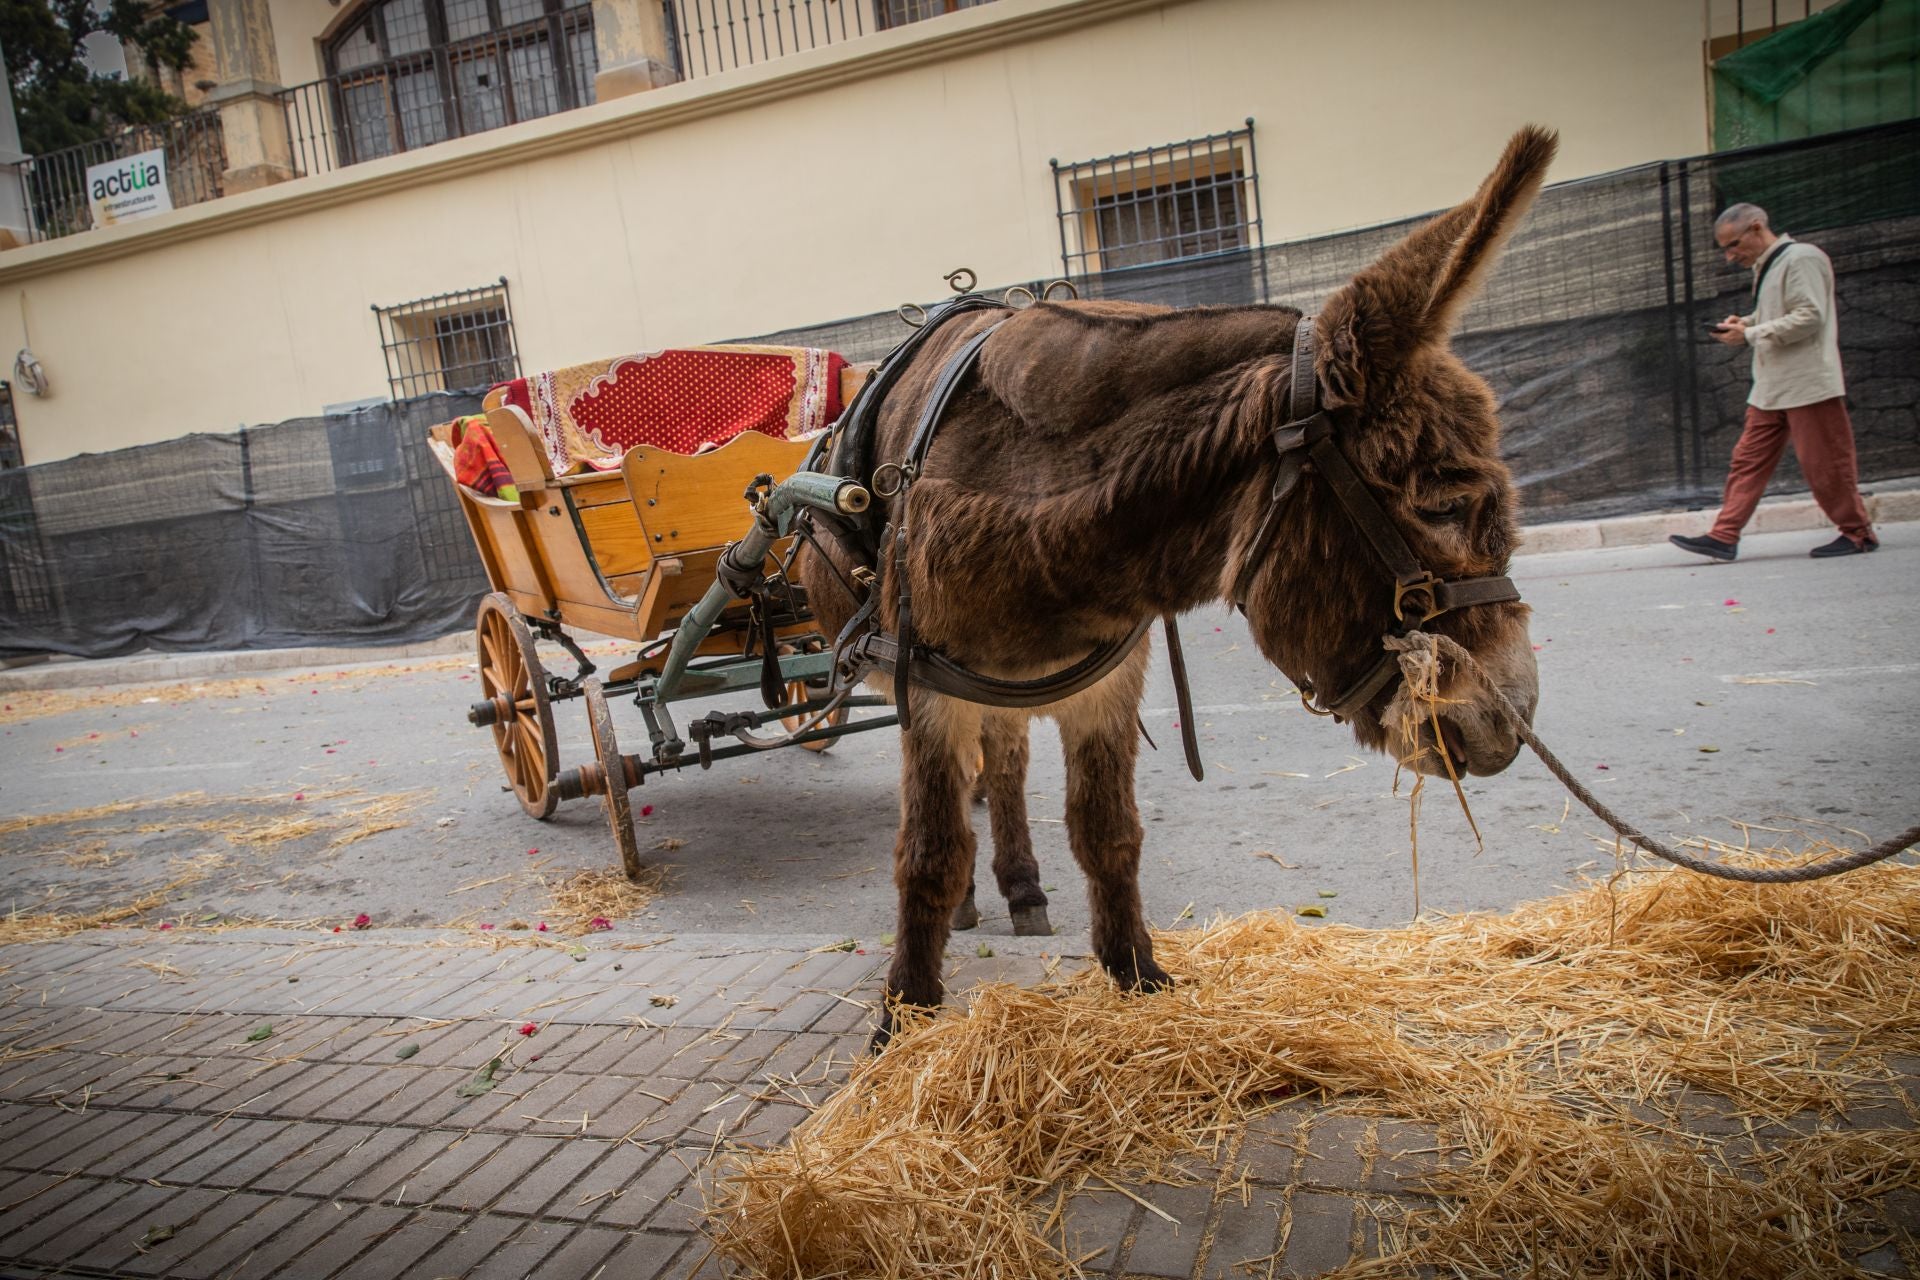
[85,147,174,228]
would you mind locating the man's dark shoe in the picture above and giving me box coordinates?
[1669,534,1737,562]
[1809,535,1878,558]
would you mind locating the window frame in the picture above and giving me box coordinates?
[324,0,595,165]
[1051,120,1266,279]
[373,278,523,402]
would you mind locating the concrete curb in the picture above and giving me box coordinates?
[1514,482,1919,556]
[3,485,1914,694]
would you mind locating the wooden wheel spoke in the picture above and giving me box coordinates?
[476,596,558,819]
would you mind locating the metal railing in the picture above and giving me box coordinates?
[1051,121,1265,280]
[280,8,597,179]
[374,277,521,401]
[20,110,226,242]
[1706,0,1840,50]
[665,0,994,79]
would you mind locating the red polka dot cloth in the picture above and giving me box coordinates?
[493,345,847,475]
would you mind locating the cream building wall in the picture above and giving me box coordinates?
[0,0,1708,464]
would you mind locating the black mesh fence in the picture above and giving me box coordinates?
[2,122,1916,659]
[751,118,1920,525]
[0,394,489,659]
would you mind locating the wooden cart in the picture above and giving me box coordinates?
[428,348,889,878]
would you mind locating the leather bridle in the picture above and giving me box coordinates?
[1229,316,1523,723]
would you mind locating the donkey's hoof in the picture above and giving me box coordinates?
[950,894,981,931]
[1010,905,1053,937]
[1107,953,1172,993]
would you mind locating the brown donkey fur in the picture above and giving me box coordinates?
[799,127,1555,1042]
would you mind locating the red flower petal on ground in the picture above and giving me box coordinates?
[639,805,654,818]
[1766,628,1775,634]
[1722,598,1739,606]
[352,913,371,929]
[332,926,342,933]
[527,848,538,856]
[1596,764,1610,771]
[157,922,173,931]
[293,792,304,801]
[479,922,495,930]
[588,917,612,932]
[518,1022,538,1036]
[536,922,548,932]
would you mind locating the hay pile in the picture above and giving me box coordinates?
[709,849,1920,1279]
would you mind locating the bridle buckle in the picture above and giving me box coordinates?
[1393,574,1444,624]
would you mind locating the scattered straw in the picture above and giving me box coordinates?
[710,849,1920,1279]
[540,867,664,935]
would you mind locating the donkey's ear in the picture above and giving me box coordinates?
[1314,126,1557,408]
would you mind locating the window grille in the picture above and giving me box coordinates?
[881,0,994,27]
[1051,120,1265,278]
[374,278,522,401]
[314,0,595,169]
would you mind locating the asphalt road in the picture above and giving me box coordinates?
[4,525,1915,951]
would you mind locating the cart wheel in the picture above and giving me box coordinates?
[475,593,559,820]
[583,680,644,883]
[781,680,850,753]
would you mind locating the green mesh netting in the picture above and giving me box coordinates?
[1714,0,1920,150]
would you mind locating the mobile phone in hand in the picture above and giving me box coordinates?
[1703,320,1730,331]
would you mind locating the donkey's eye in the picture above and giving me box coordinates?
[1417,497,1470,523]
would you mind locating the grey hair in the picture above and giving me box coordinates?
[1715,202,1770,231]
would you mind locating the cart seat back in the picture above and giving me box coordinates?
[492,345,849,477]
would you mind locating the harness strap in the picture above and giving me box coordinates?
[888,319,1007,732]
[852,618,1153,709]
[1161,614,1204,780]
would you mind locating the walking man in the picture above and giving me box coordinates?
[1669,203,1878,562]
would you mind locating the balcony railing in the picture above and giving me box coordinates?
[19,110,226,242]
[666,0,996,79]
[15,0,997,240]
[279,7,598,179]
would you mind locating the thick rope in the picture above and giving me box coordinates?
[1388,630,1920,884]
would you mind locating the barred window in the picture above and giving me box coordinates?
[1051,120,1264,277]
[324,0,595,164]
[374,278,521,401]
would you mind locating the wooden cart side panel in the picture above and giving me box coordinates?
[575,503,652,579]
[840,363,872,405]
[622,432,812,556]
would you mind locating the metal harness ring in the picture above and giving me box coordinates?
[870,461,912,498]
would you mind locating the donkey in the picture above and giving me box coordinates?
[800,126,1554,1043]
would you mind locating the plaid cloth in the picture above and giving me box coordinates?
[451,415,518,500]
[493,344,847,475]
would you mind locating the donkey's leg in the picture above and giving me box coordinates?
[1059,648,1169,992]
[951,728,986,931]
[981,711,1050,936]
[880,692,981,1049]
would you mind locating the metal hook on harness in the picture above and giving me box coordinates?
[944,267,977,294]
[1042,279,1080,300]
[870,461,914,498]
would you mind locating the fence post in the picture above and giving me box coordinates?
[593,0,682,100]
[206,0,296,193]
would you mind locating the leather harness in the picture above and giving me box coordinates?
[789,301,1521,775]
[1230,317,1522,721]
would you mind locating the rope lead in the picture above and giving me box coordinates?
[1388,630,1920,884]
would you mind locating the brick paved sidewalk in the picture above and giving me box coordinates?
[1,929,1913,1279]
